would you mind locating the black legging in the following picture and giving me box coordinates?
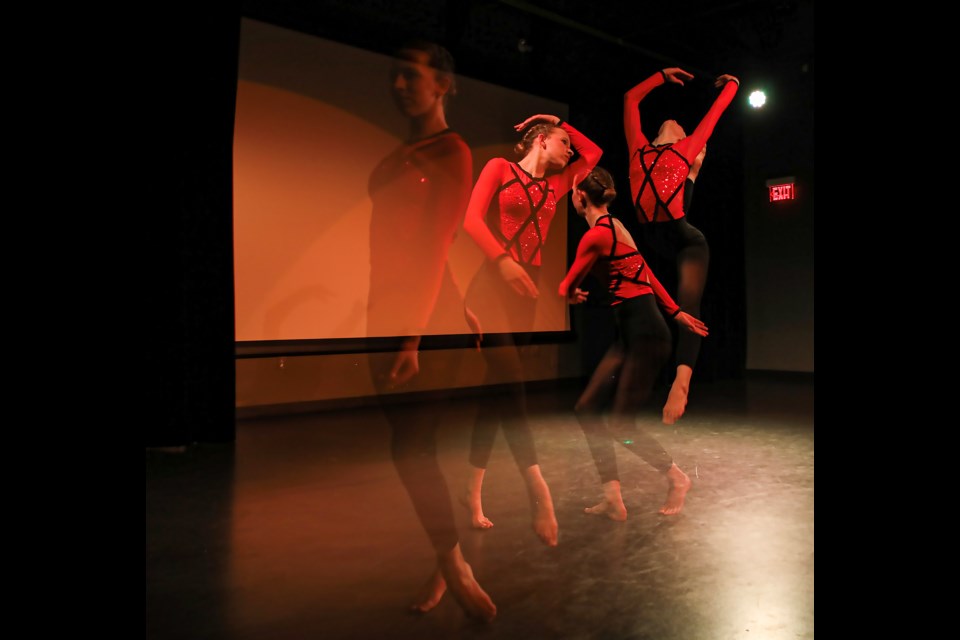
[369,340,463,553]
[464,260,540,472]
[640,217,709,370]
[574,294,674,483]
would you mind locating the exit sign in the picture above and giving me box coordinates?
[766,176,796,202]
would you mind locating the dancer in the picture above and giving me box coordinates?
[366,40,494,621]
[684,144,708,214]
[559,167,708,518]
[460,114,602,541]
[624,67,739,424]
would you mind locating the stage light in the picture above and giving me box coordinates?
[748,90,767,108]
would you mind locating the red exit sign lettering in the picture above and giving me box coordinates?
[766,176,796,202]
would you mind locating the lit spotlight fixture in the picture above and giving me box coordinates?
[748,90,766,108]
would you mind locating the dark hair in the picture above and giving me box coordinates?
[395,39,457,99]
[514,122,562,157]
[577,167,617,206]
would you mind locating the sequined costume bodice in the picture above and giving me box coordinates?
[632,144,690,223]
[624,70,739,224]
[489,164,556,265]
[463,121,602,266]
[367,129,472,335]
[558,214,680,315]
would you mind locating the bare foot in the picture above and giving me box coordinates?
[662,382,688,425]
[437,545,497,622]
[584,498,627,521]
[533,498,559,547]
[461,468,494,529]
[409,569,446,614]
[459,490,493,529]
[585,480,627,521]
[663,365,693,425]
[659,464,691,515]
[524,465,558,546]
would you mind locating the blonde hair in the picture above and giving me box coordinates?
[514,123,561,158]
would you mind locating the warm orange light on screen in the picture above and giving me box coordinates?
[234,20,572,341]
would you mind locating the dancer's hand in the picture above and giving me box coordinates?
[497,256,539,298]
[566,287,588,304]
[675,311,708,337]
[663,67,694,85]
[514,114,561,131]
[714,74,739,87]
[464,305,483,350]
[388,337,420,388]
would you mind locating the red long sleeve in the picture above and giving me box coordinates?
[674,79,739,167]
[462,157,511,261]
[558,228,604,297]
[550,121,603,198]
[623,71,664,153]
[368,131,473,335]
[626,72,739,224]
[560,218,681,316]
[640,259,681,316]
[464,121,602,264]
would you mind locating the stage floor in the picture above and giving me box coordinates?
[147,373,814,639]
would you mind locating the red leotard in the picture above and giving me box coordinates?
[624,72,738,224]
[463,122,602,265]
[462,121,601,473]
[367,129,473,336]
[565,214,682,484]
[367,129,472,555]
[559,214,680,315]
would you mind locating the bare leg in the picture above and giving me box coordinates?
[436,543,497,622]
[663,364,693,425]
[460,467,494,529]
[659,462,691,515]
[523,464,558,546]
[409,567,447,613]
[584,479,627,521]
